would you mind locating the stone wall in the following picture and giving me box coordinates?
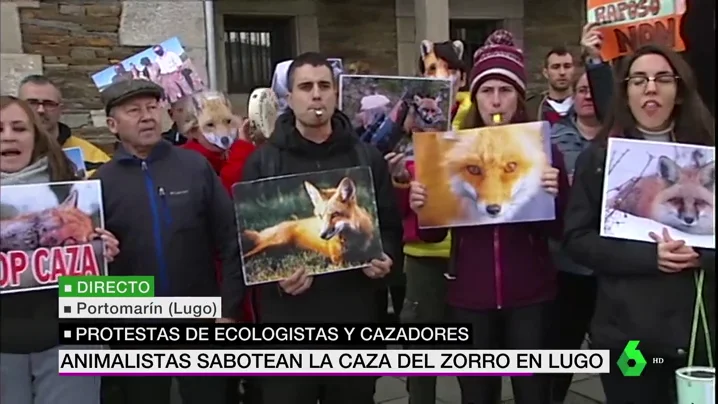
[20,1,140,153]
[317,0,398,75]
[1,1,42,98]
[15,1,208,154]
[523,0,585,94]
[3,0,586,150]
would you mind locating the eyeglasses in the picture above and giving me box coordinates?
[625,74,679,89]
[25,99,60,110]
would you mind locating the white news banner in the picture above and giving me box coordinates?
[58,297,221,319]
[58,349,612,375]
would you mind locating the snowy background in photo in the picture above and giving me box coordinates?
[600,138,715,249]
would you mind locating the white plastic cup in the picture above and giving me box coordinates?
[675,366,715,404]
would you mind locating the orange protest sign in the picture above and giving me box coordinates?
[586,0,686,61]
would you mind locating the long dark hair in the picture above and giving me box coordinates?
[0,96,77,181]
[597,44,714,147]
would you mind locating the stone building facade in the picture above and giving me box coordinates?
[1,0,585,152]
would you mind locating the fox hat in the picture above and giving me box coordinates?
[469,29,526,97]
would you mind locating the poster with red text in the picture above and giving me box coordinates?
[0,180,107,294]
[586,0,686,61]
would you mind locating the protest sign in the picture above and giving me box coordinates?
[91,37,205,105]
[413,122,556,228]
[0,181,107,294]
[233,167,383,285]
[586,0,686,60]
[600,138,714,249]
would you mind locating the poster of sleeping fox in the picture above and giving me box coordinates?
[339,74,452,157]
[0,180,107,294]
[413,121,556,228]
[600,138,715,249]
[232,167,384,285]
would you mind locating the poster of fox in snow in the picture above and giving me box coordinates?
[0,180,107,294]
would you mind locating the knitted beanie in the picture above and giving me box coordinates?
[469,29,526,97]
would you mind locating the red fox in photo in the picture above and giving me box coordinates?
[424,127,546,226]
[404,94,445,132]
[241,177,376,265]
[611,155,714,235]
[0,190,95,252]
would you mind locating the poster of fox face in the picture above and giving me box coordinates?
[0,180,107,294]
[413,122,556,228]
[232,167,384,285]
[339,74,452,157]
[600,138,715,249]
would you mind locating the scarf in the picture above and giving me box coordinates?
[0,157,51,186]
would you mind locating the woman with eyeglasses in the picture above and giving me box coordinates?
[562,41,715,404]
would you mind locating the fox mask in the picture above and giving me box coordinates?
[186,91,242,150]
[420,39,465,85]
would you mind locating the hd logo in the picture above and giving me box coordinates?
[617,340,647,377]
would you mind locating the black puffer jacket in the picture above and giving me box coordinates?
[564,143,715,361]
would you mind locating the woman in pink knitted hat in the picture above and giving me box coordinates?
[409,29,570,404]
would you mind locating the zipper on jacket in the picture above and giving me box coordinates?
[142,161,170,295]
[157,187,173,226]
[493,226,503,309]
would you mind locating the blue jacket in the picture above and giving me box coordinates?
[92,140,245,318]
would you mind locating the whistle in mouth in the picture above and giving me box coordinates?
[314,109,323,116]
[492,114,502,124]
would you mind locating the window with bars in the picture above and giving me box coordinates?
[224,16,294,93]
[450,19,502,91]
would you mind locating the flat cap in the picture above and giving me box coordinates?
[100,80,164,114]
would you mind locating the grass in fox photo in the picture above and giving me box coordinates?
[233,167,383,285]
[601,138,715,249]
[413,121,556,228]
[339,74,452,156]
[0,180,106,294]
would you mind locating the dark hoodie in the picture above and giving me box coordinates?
[241,110,403,323]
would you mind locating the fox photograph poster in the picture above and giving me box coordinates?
[339,74,452,157]
[413,122,556,228]
[0,180,107,294]
[233,167,384,285]
[600,138,715,249]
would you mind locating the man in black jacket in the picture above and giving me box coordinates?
[242,52,404,404]
[93,80,245,404]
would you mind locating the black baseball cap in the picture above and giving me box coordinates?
[100,80,164,114]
